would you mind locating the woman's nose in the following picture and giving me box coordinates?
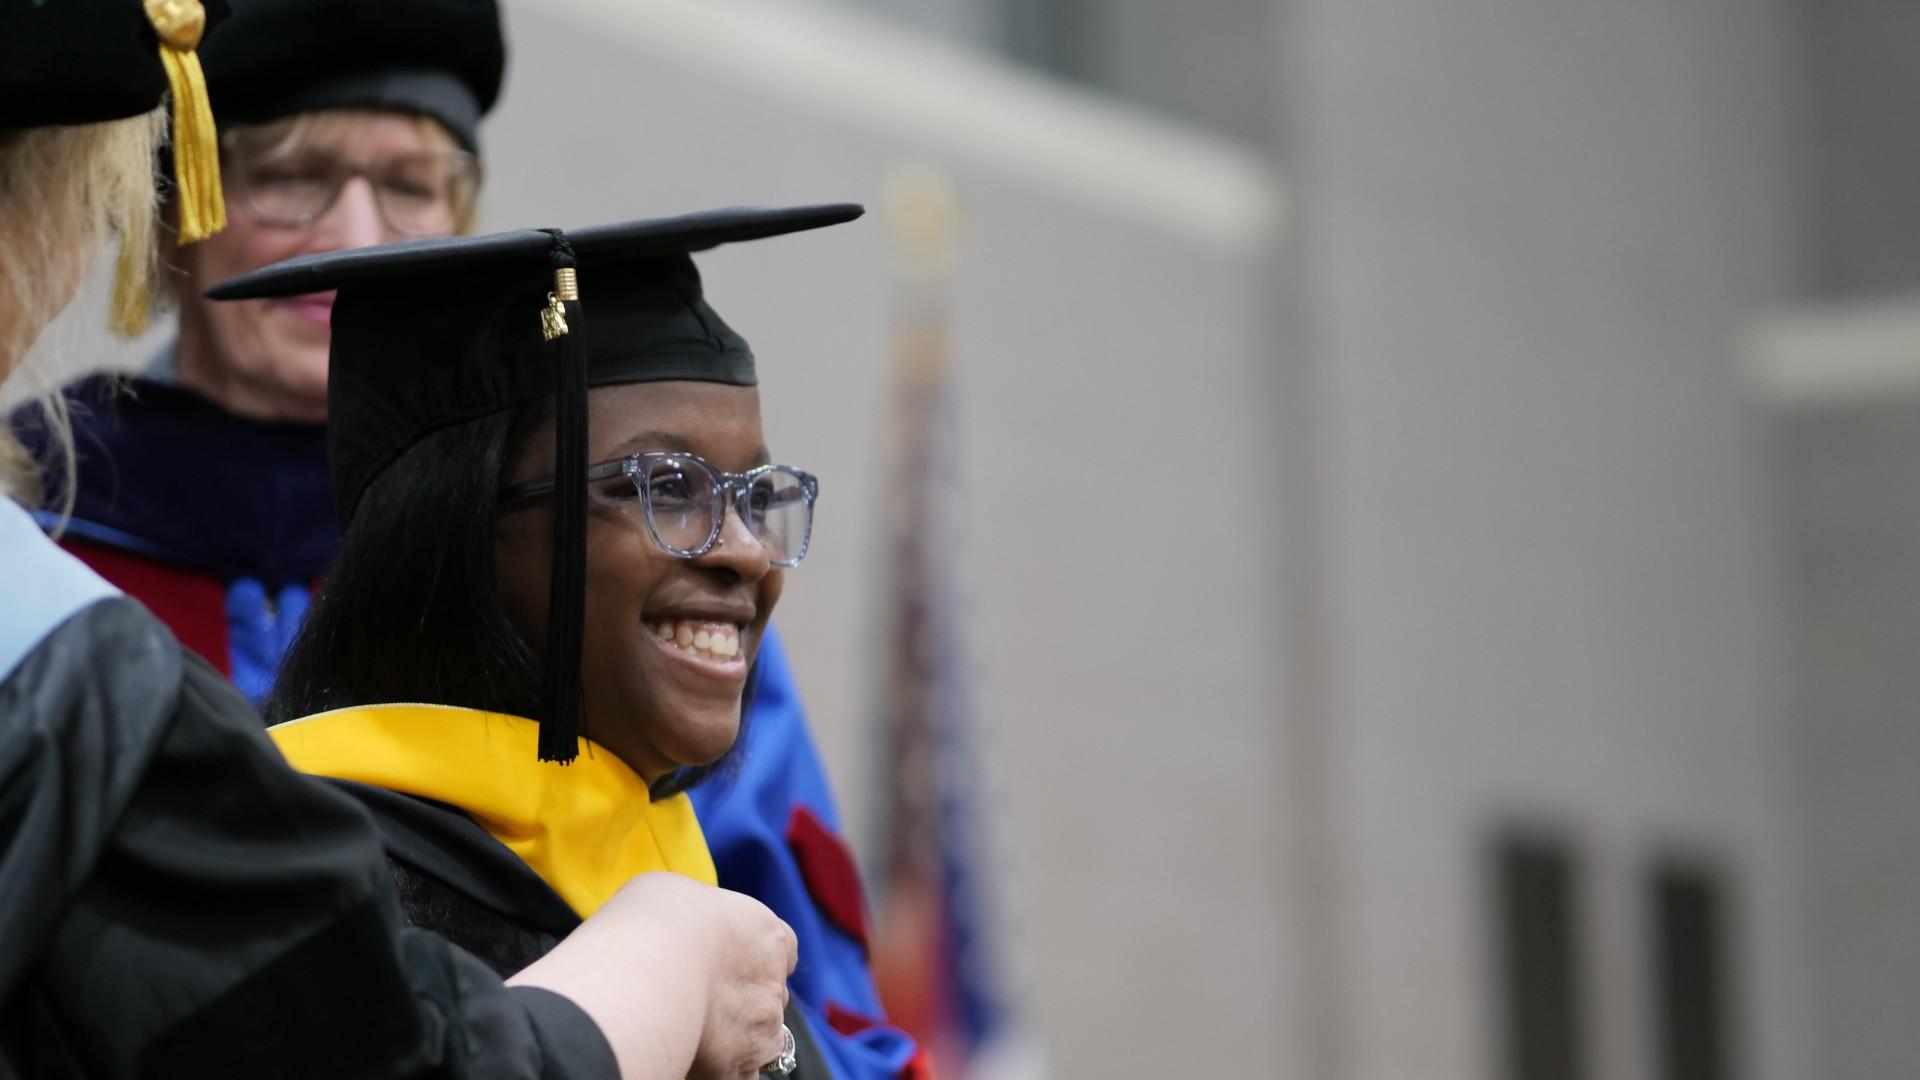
[308,176,388,251]
[697,499,773,581]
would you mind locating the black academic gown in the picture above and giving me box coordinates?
[326,780,838,1079]
[0,594,617,1078]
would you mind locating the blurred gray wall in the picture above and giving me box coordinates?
[1805,0,1920,296]
[1278,2,1811,1078]
[1760,0,1920,1071]
[1749,291,1920,1080]
[1774,394,1920,1080]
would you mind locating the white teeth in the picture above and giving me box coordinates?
[654,619,743,662]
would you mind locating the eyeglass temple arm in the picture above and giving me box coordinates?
[499,459,631,504]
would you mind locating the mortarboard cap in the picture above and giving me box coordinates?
[0,0,227,129]
[2,0,232,331]
[199,0,506,153]
[209,202,864,763]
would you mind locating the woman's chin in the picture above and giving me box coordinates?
[667,706,744,768]
[616,701,742,777]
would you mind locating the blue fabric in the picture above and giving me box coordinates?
[696,626,917,1079]
[27,511,181,565]
[0,499,118,684]
[226,579,313,707]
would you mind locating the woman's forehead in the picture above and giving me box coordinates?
[586,382,767,457]
[232,108,458,157]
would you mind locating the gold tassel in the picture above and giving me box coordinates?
[114,1,224,336]
[144,0,225,242]
[109,237,151,337]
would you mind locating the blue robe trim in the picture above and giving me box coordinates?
[227,580,313,704]
[0,499,118,684]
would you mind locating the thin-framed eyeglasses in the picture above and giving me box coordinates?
[221,134,481,236]
[502,451,819,568]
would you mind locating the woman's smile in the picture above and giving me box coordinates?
[647,617,749,675]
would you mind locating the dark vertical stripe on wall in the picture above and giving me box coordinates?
[999,0,1099,86]
[1653,861,1731,1080]
[1495,834,1584,1080]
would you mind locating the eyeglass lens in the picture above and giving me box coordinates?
[229,150,476,234]
[638,456,812,566]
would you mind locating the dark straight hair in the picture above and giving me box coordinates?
[267,403,744,798]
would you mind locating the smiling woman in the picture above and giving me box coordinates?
[496,383,800,780]
[236,206,865,1079]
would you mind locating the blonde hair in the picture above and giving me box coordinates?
[0,108,165,508]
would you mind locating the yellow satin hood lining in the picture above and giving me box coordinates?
[270,703,716,917]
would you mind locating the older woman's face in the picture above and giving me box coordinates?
[175,110,467,423]
[495,381,786,782]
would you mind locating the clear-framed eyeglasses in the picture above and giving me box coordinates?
[503,451,819,568]
[220,132,481,236]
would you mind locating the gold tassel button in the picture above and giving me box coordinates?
[143,0,226,245]
[541,293,570,341]
[541,267,579,341]
[144,0,205,46]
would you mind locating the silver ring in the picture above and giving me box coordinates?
[760,1024,798,1076]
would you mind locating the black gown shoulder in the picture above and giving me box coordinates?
[0,596,615,1079]
[328,777,841,1078]
[328,779,579,976]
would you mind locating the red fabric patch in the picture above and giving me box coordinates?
[901,1048,938,1080]
[826,1001,883,1037]
[786,804,871,953]
[63,538,230,675]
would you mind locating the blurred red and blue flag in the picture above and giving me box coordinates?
[870,167,1041,1080]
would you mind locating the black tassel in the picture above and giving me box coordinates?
[538,231,588,763]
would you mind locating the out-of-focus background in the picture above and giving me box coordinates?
[40,1,1920,1077]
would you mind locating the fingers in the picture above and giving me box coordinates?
[742,962,790,1072]
[778,918,798,976]
[553,876,811,1080]
[700,984,790,1080]
[730,890,796,979]
[744,990,790,1079]
[750,1021,796,1079]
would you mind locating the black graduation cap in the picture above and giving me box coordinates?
[2,0,232,322]
[199,0,506,152]
[0,0,228,129]
[208,203,864,762]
